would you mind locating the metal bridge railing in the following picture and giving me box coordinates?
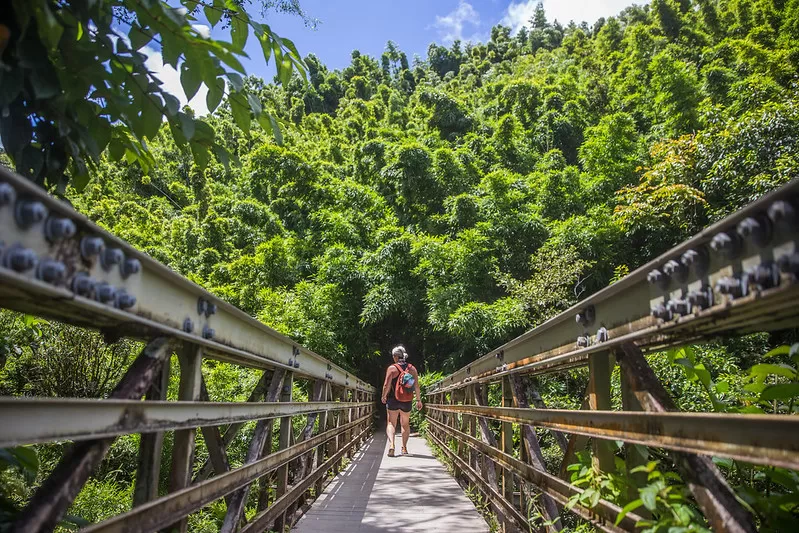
[0,166,375,532]
[426,180,799,533]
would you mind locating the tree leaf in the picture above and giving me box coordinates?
[180,62,202,101]
[205,5,223,27]
[177,112,195,140]
[615,499,643,526]
[749,363,796,380]
[227,72,244,92]
[764,345,790,358]
[229,91,250,133]
[163,93,181,116]
[206,77,225,113]
[760,383,799,401]
[246,92,262,117]
[33,3,63,50]
[639,484,658,512]
[231,15,249,52]
[129,25,152,51]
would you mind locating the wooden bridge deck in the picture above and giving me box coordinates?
[294,432,490,532]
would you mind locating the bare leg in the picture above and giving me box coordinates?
[399,410,410,450]
[386,409,399,451]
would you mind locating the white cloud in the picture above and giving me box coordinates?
[433,1,481,42]
[143,47,210,117]
[501,0,641,32]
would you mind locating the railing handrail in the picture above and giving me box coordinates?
[429,177,799,392]
[0,166,373,392]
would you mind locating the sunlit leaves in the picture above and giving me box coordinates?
[3,0,306,188]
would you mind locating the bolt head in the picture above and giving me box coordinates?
[767,200,795,225]
[651,304,672,321]
[202,325,215,339]
[647,269,666,287]
[117,291,136,309]
[71,274,95,297]
[5,247,37,272]
[294,360,300,368]
[716,277,745,298]
[206,302,217,317]
[0,183,16,206]
[15,200,48,228]
[45,217,77,242]
[101,248,124,270]
[80,236,105,259]
[183,318,194,333]
[122,258,141,278]
[36,259,66,284]
[197,298,208,316]
[663,259,686,281]
[95,283,117,303]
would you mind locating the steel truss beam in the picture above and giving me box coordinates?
[427,405,799,470]
[0,168,372,392]
[430,179,799,391]
[0,398,371,447]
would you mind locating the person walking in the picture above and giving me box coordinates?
[381,345,422,457]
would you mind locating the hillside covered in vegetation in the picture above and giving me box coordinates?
[59,0,798,379]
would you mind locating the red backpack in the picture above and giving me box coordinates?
[393,363,416,402]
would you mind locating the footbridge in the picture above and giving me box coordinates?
[0,164,797,532]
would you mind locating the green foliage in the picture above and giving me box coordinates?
[1,0,306,190]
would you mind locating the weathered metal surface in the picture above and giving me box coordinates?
[0,167,373,392]
[427,404,799,470]
[429,179,799,392]
[11,337,175,533]
[220,368,288,533]
[616,343,756,533]
[0,398,371,447]
[508,375,562,531]
[429,418,642,533]
[80,414,370,533]
[168,344,203,533]
[132,361,171,506]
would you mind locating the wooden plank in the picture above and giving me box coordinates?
[132,358,171,506]
[11,337,175,533]
[167,343,203,533]
[616,343,756,533]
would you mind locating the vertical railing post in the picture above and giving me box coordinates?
[167,343,202,533]
[315,381,332,497]
[274,371,294,532]
[500,378,514,507]
[588,351,615,473]
[132,357,171,506]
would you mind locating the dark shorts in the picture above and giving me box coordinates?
[386,398,412,412]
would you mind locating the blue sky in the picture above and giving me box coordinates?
[152,0,639,114]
